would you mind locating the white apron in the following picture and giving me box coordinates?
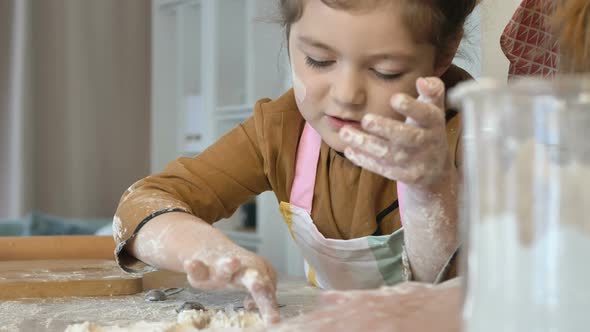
[279,123,405,290]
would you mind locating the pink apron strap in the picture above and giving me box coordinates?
[290,123,322,214]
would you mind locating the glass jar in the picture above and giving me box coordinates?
[450,77,590,332]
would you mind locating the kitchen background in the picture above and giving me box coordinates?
[0,0,521,275]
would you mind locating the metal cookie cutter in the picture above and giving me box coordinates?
[144,287,184,302]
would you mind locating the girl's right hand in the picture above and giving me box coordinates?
[127,212,280,324]
[182,241,280,324]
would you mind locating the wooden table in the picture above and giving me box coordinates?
[0,236,466,332]
[0,236,320,331]
[0,270,319,331]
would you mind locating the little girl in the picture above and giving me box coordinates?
[113,0,478,324]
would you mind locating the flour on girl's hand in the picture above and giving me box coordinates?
[112,215,127,243]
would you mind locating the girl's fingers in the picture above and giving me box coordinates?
[339,126,390,158]
[344,147,426,184]
[360,114,427,146]
[212,256,242,284]
[391,93,445,128]
[339,127,427,163]
[238,269,281,324]
[340,126,418,164]
[416,77,446,111]
[184,259,210,282]
[264,261,278,293]
[243,294,258,310]
[185,259,226,289]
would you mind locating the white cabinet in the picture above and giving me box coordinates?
[151,0,303,275]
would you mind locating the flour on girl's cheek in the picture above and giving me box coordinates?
[292,68,307,104]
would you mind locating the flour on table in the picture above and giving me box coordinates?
[65,308,264,332]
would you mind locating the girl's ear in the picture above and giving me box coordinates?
[433,33,463,77]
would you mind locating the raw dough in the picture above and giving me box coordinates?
[176,301,207,313]
[65,308,264,332]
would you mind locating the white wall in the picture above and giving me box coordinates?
[454,0,523,81]
[31,0,151,218]
[480,0,522,81]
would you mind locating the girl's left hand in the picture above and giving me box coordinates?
[340,77,452,188]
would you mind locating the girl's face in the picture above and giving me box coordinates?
[289,0,446,152]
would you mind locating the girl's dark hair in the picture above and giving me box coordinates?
[279,0,480,56]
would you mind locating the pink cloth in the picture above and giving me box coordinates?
[290,123,322,214]
[500,0,559,80]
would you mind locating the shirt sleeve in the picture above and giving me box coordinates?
[113,104,272,273]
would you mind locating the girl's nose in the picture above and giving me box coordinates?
[331,68,366,110]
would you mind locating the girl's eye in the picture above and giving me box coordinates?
[305,56,335,69]
[372,69,403,81]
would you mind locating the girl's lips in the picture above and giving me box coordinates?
[326,115,362,131]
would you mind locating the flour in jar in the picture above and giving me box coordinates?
[464,215,590,332]
[463,137,590,331]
